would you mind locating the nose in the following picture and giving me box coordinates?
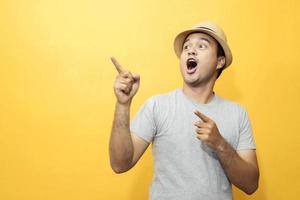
[187,47,197,56]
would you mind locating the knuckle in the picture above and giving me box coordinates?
[116,77,125,83]
[125,78,133,84]
[122,71,130,77]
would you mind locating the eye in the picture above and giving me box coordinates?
[183,44,190,50]
[199,44,207,49]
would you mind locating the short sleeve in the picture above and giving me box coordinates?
[130,97,157,143]
[236,106,256,151]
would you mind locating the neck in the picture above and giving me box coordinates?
[182,79,216,104]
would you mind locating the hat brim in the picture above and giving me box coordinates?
[174,28,232,68]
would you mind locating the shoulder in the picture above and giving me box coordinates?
[140,89,179,119]
[217,95,248,112]
[216,96,250,125]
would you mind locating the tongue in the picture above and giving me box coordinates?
[187,58,197,69]
[187,62,197,74]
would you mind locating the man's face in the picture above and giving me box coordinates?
[179,32,224,86]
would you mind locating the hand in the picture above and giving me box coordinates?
[193,110,225,151]
[111,57,140,105]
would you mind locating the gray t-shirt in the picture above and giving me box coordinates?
[130,88,256,200]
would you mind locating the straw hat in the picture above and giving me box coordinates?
[174,21,233,68]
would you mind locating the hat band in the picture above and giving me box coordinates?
[196,26,215,33]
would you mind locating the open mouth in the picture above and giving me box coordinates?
[186,58,198,73]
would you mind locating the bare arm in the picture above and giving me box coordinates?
[215,141,259,194]
[194,110,259,194]
[109,57,149,173]
[109,102,150,173]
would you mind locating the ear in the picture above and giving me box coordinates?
[216,56,225,70]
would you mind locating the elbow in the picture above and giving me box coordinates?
[111,167,126,174]
[244,167,260,195]
[110,160,132,174]
[244,179,259,195]
[244,184,258,195]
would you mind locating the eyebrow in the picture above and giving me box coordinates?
[184,37,212,44]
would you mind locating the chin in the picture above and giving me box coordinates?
[183,78,200,87]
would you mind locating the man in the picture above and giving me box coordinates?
[109,21,259,200]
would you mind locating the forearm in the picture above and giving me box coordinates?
[109,102,134,173]
[215,139,259,194]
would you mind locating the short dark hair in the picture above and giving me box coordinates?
[216,42,225,79]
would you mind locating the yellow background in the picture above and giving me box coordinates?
[0,0,299,199]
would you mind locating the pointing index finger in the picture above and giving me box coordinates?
[111,57,125,74]
[194,110,211,122]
